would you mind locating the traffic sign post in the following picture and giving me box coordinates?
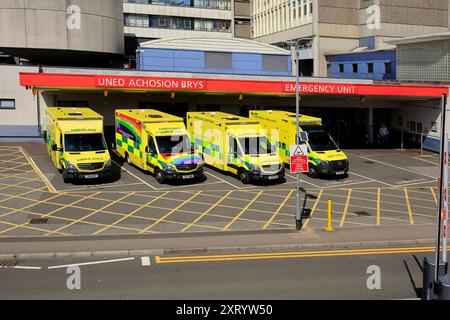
[290,144,308,174]
[443,133,448,263]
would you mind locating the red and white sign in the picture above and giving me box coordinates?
[290,145,308,173]
[18,72,449,98]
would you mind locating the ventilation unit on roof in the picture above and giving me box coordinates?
[148,114,163,118]
[225,116,240,120]
[68,112,83,116]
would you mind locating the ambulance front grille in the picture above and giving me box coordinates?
[78,162,104,171]
[262,164,281,172]
[175,164,197,171]
[329,160,347,170]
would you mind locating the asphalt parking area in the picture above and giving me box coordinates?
[0,142,442,238]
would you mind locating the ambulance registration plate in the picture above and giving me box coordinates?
[84,174,99,179]
[336,171,345,175]
[268,175,279,180]
[182,174,195,179]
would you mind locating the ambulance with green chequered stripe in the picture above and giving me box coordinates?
[115,109,204,184]
[45,107,112,183]
[187,112,285,184]
[249,110,349,178]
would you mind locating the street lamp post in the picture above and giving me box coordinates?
[292,42,302,231]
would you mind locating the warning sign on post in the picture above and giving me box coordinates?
[290,145,309,173]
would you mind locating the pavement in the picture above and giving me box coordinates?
[0,142,441,241]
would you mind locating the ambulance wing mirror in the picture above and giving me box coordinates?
[51,144,62,152]
[145,146,156,155]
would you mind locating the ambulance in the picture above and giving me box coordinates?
[115,109,204,184]
[249,110,349,178]
[187,112,285,184]
[45,107,112,183]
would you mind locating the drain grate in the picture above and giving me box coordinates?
[354,211,371,216]
[0,259,18,268]
[29,217,48,224]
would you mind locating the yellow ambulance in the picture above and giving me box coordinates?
[115,109,204,184]
[45,107,112,183]
[187,112,285,184]
[249,110,349,178]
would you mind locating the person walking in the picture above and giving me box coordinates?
[379,124,389,146]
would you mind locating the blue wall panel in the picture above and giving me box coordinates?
[137,48,291,76]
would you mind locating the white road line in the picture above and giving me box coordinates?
[59,182,144,192]
[204,171,240,189]
[285,173,322,189]
[323,180,375,189]
[358,155,437,179]
[395,180,438,188]
[413,156,439,166]
[349,171,395,187]
[28,156,57,193]
[0,266,42,270]
[141,256,151,266]
[47,257,135,269]
[111,160,157,190]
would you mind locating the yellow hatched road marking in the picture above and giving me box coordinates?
[339,189,352,227]
[18,146,55,193]
[93,192,168,235]
[44,193,134,236]
[182,191,233,232]
[155,246,438,264]
[431,187,438,206]
[139,191,202,234]
[0,192,102,235]
[303,189,323,228]
[263,189,294,230]
[0,220,69,236]
[223,191,263,231]
[377,188,381,226]
[404,188,415,225]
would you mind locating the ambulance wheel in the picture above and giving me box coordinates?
[62,172,71,184]
[155,169,165,184]
[239,169,251,184]
[307,165,319,178]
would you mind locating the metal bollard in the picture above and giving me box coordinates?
[423,256,446,300]
[325,199,334,232]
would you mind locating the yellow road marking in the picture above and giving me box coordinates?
[0,220,69,236]
[18,146,56,193]
[303,189,323,228]
[339,189,352,227]
[223,191,263,231]
[155,246,438,264]
[263,189,294,230]
[44,193,134,236]
[93,192,168,235]
[182,191,233,232]
[377,188,381,226]
[431,187,438,206]
[404,188,415,225]
[139,191,202,234]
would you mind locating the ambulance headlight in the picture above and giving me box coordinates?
[252,165,261,172]
[166,164,176,171]
[66,161,77,170]
[104,159,112,168]
[198,159,205,167]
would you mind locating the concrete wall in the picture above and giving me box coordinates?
[0,65,40,137]
[0,0,124,54]
[397,39,450,82]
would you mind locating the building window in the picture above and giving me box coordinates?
[205,52,232,69]
[339,64,344,73]
[262,55,289,72]
[417,122,423,133]
[409,121,416,132]
[368,63,374,73]
[385,62,392,74]
[352,64,358,73]
[0,99,15,109]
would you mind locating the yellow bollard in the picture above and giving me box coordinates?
[325,199,335,232]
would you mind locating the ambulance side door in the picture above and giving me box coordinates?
[146,135,158,173]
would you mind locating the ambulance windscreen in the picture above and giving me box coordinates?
[238,136,274,156]
[155,135,193,155]
[64,133,107,152]
[302,125,338,152]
